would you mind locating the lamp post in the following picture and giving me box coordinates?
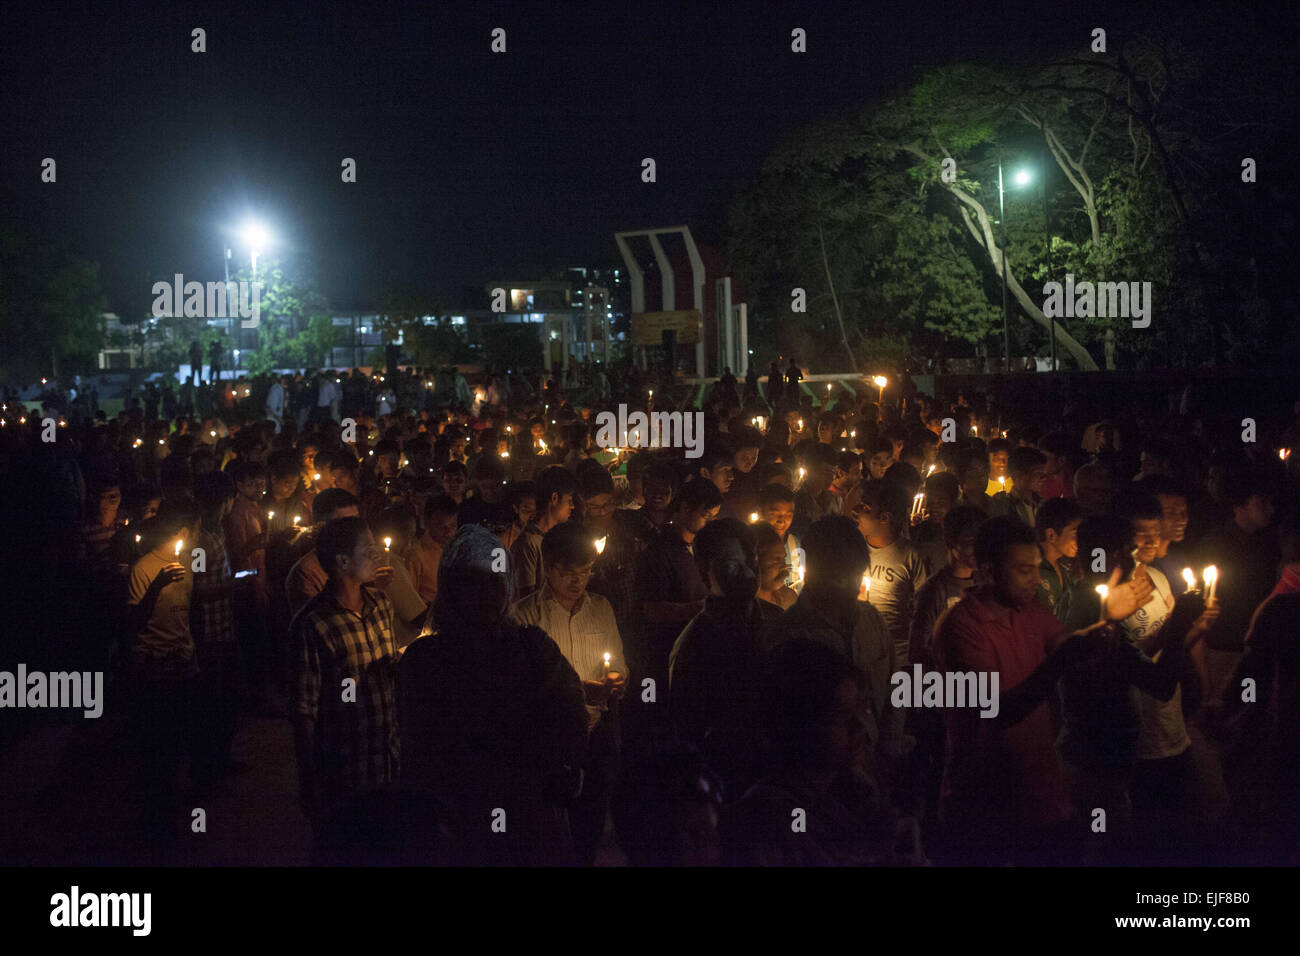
[1040,150,1056,374]
[998,155,1010,373]
[997,158,1036,374]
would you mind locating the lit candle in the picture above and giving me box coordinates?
[1095,584,1109,623]
[1182,568,1196,591]
[158,439,165,445]
[174,539,183,558]
[602,652,612,677]
[135,534,141,544]
[971,425,978,437]
[538,439,548,452]
[797,418,803,431]
[293,515,302,527]
[1203,565,1218,604]
[594,536,607,555]
[850,429,856,438]
[383,536,392,551]
[749,512,760,523]
[500,450,509,458]
[860,570,872,601]
[910,492,925,521]
[267,510,275,522]
[826,383,833,393]
[210,430,217,437]
[797,466,806,486]
[1280,448,1291,462]
[313,473,321,482]
[648,390,653,400]
[927,464,936,477]
[997,476,1006,493]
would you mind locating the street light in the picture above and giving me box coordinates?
[996,158,1035,373]
[240,221,271,278]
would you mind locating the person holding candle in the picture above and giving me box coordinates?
[1197,469,1277,671]
[1136,477,1195,596]
[765,515,901,802]
[285,490,363,616]
[758,483,800,589]
[984,437,1014,498]
[125,495,199,840]
[989,447,1048,528]
[931,516,1156,865]
[581,467,653,645]
[508,522,625,865]
[791,444,842,538]
[851,480,930,668]
[290,517,401,862]
[754,523,799,616]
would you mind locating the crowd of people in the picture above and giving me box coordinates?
[2,359,1298,866]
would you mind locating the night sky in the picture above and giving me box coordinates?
[2,0,1198,312]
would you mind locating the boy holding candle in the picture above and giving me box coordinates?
[851,479,930,667]
[126,496,199,838]
[989,447,1048,528]
[759,482,800,588]
[509,522,625,866]
[932,517,1156,865]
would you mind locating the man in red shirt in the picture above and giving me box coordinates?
[934,516,1152,864]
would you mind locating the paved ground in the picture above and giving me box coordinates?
[0,700,625,866]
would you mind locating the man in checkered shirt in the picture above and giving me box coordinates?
[290,515,400,850]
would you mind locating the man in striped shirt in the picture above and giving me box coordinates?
[290,516,399,858]
[509,522,626,865]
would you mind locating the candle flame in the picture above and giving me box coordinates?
[174,539,183,557]
[267,511,275,521]
[1182,568,1196,589]
[594,536,607,555]
[313,473,321,482]
[293,515,301,526]
[1203,565,1218,584]
[749,512,760,523]
[1280,448,1291,461]
[927,464,936,476]
[384,536,392,551]
[1095,584,1109,599]
[872,375,887,388]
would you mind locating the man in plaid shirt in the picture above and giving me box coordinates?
[290,515,400,853]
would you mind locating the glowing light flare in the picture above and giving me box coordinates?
[594,536,607,555]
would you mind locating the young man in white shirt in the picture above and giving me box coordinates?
[509,522,626,865]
